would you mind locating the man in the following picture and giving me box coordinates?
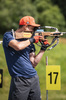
[3,16,48,100]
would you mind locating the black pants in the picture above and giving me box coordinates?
[8,74,41,100]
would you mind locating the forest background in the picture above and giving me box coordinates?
[0,0,66,34]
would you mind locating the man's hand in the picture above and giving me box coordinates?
[29,36,40,43]
[40,39,50,51]
[34,36,40,43]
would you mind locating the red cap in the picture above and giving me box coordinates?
[19,16,40,27]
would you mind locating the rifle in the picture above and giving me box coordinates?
[12,26,66,50]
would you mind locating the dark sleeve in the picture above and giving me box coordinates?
[3,32,14,47]
[30,44,36,53]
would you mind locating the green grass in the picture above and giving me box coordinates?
[0,37,66,100]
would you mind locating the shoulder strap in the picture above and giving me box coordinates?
[12,29,15,39]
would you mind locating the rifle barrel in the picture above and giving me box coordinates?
[61,32,66,35]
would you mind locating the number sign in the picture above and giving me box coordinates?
[0,69,3,88]
[46,65,61,90]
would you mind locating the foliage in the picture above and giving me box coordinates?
[51,0,66,20]
[36,0,66,31]
[0,0,66,36]
[0,0,38,34]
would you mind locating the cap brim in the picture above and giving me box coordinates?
[31,24,40,27]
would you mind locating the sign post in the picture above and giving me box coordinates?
[46,56,61,100]
[46,56,48,100]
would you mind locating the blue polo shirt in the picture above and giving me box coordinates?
[3,31,37,78]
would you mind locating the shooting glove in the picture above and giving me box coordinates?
[29,36,40,43]
[40,40,50,51]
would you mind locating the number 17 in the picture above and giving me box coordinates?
[48,72,58,84]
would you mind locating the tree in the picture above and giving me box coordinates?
[0,0,66,34]
[51,0,66,20]
[0,0,38,34]
[35,0,66,31]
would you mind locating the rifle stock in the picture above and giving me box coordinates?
[15,31,64,39]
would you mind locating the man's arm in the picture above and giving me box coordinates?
[8,39,31,51]
[29,50,45,68]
